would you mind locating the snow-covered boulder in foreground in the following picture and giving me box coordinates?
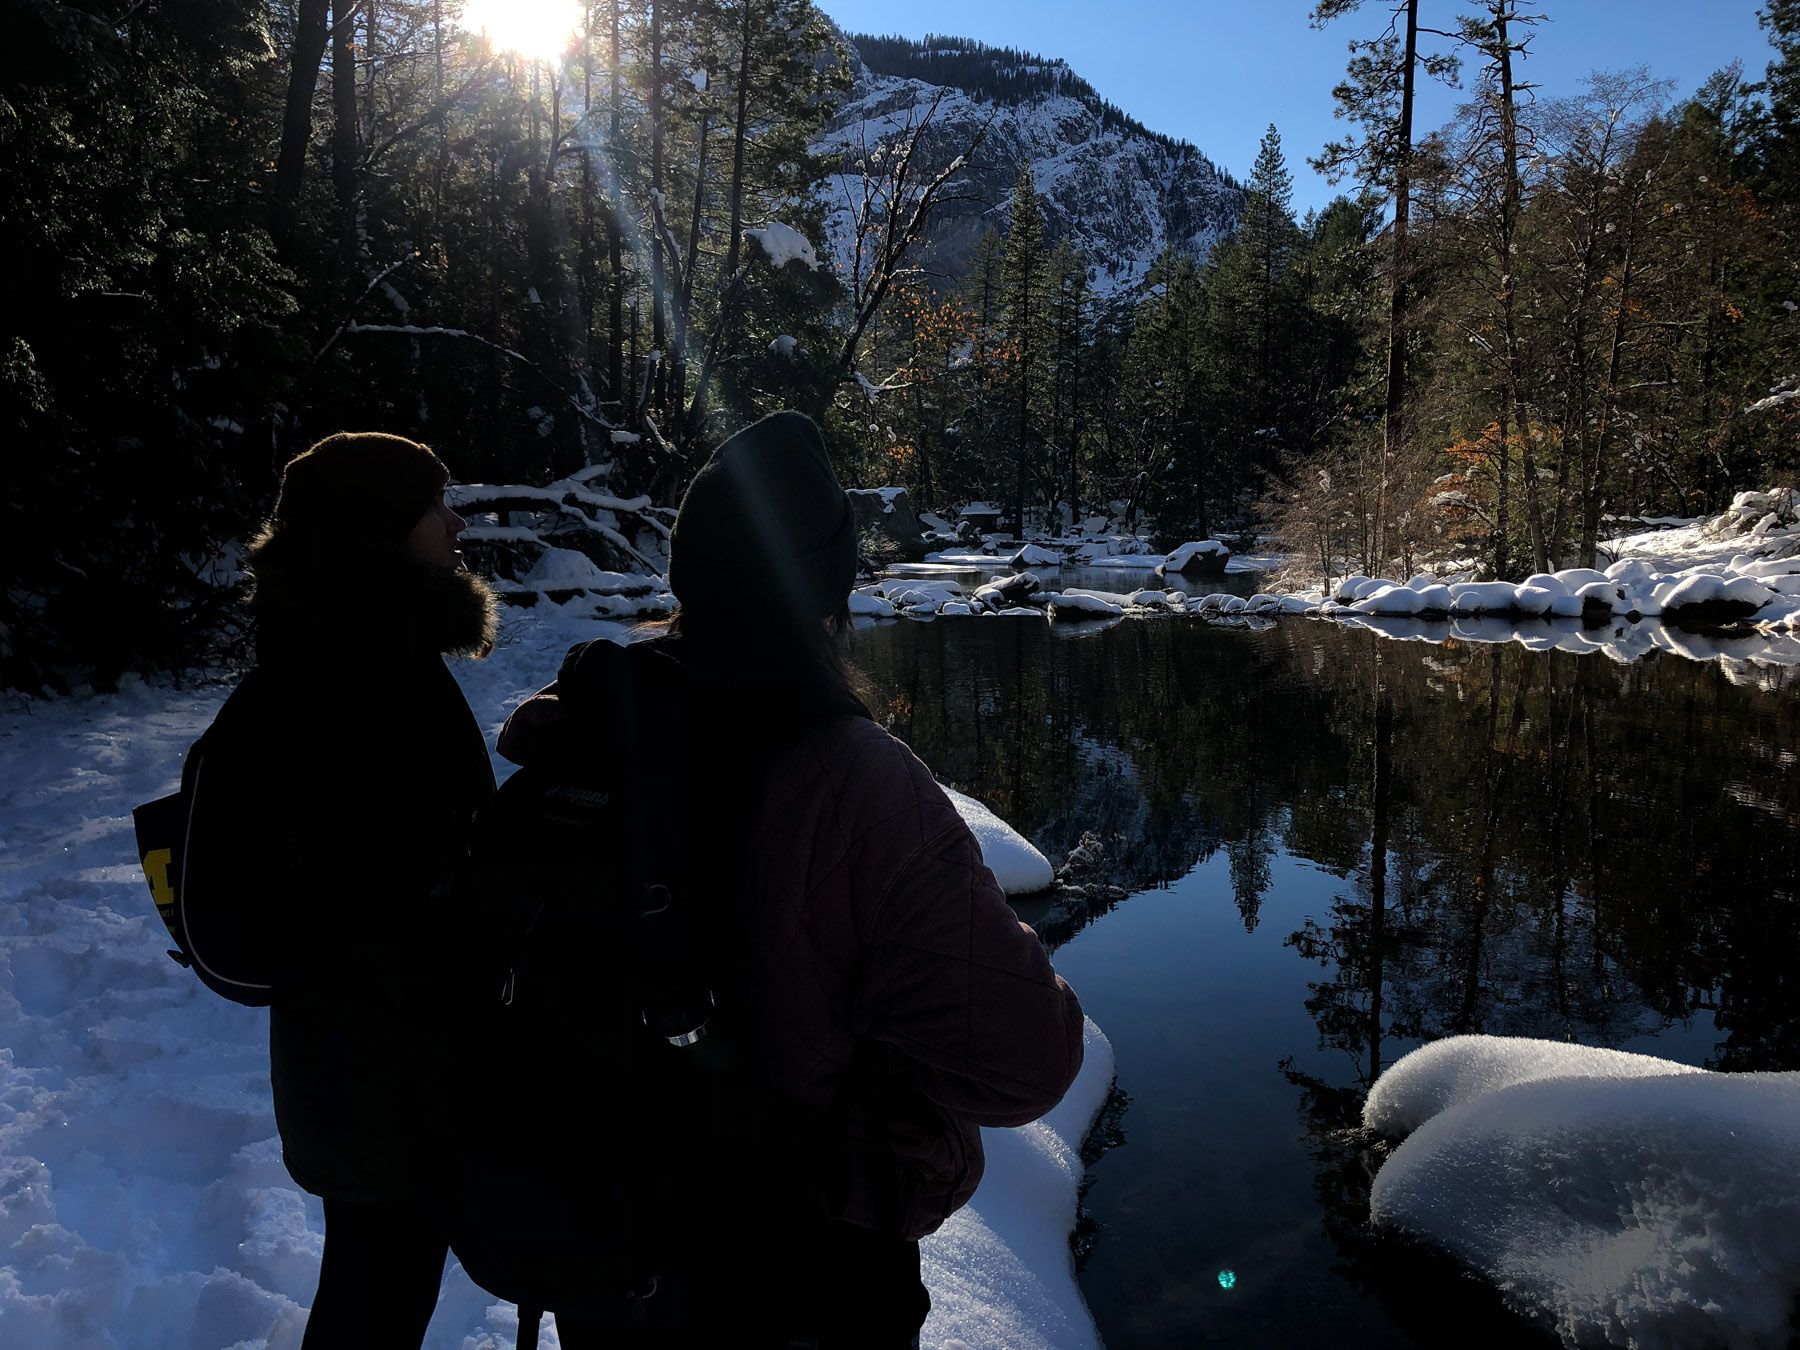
[1654,572,1773,625]
[921,1017,1114,1350]
[1365,1035,1800,1350]
[944,787,1055,895]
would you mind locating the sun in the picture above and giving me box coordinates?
[457,0,582,65]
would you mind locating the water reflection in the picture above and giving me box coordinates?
[854,618,1800,1347]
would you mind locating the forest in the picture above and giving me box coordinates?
[4,0,1797,688]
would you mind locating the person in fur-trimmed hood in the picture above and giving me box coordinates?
[182,432,499,1349]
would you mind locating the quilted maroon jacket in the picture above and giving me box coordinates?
[500,635,1085,1238]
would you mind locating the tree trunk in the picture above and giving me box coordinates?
[723,0,755,282]
[608,0,625,408]
[274,0,331,245]
[330,0,360,265]
[1378,0,1419,576]
[1585,230,1640,564]
[1493,3,1547,574]
[649,0,667,414]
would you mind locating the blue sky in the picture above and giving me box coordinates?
[817,1,1781,213]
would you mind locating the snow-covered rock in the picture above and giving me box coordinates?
[877,578,965,616]
[1044,592,1124,621]
[1656,572,1772,623]
[848,486,928,562]
[974,571,1045,609]
[1010,543,1062,570]
[1574,579,1633,616]
[1366,1036,1800,1350]
[1158,540,1229,576]
[943,787,1055,895]
[1604,557,1660,586]
[1352,582,1453,617]
[849,587,898,618]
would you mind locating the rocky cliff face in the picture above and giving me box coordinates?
[814,36,1244,297]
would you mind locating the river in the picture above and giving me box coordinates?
[854,610,1800,1348]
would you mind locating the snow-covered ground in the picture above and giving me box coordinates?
[1366,1036,1800,1350]
[0,606,1109,1349]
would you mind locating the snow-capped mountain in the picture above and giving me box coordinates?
[815,34,1244,297]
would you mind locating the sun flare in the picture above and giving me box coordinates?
[457,0,582,65]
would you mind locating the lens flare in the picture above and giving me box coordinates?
[457,0,581,65]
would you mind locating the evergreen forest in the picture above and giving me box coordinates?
[4,0,1797,688]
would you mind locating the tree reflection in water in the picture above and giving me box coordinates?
[855,616,1800,1344]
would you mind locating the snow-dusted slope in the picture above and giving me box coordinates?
[816,40,1242,297]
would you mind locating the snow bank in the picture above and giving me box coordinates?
[921,1017,1114,1350]
[944,788,1055,895]
[1289,497,1800,669]
[1366,1035,1800,1350]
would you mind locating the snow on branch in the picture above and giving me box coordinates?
[1746,377,1799,416]
[448,474,676,616]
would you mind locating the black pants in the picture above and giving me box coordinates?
[302,1195,450,1350]
[552,1221,929,1349]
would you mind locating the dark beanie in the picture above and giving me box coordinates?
[271,432,450,542]
[667,411,856,623]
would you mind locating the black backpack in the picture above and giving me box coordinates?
[132,711,276,1007]
[449,677,838,1347]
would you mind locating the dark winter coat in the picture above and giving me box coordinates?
[184,550,497,1201]
[500,632,1085,1240]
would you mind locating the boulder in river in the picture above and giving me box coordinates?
[848,487,928,562]
[1159,540,1230,577]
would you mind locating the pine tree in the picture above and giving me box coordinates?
[1000,166,1049,533]
[1312,0,1458,573]
[1123,251,1210,539]
[1244,124,1299,395]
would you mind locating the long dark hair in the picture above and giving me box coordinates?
[641,600,875,724]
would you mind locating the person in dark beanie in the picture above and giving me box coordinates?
[180,431,500,1348]
[494,411,1085,1347]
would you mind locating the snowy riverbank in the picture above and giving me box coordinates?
[0,606,1108,1350]
[836,492,1800,681]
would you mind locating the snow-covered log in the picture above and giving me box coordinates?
[447,477,677,619]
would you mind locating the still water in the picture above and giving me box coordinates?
[853,614,1800,1349]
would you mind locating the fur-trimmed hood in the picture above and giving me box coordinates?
[247,524,498,665]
